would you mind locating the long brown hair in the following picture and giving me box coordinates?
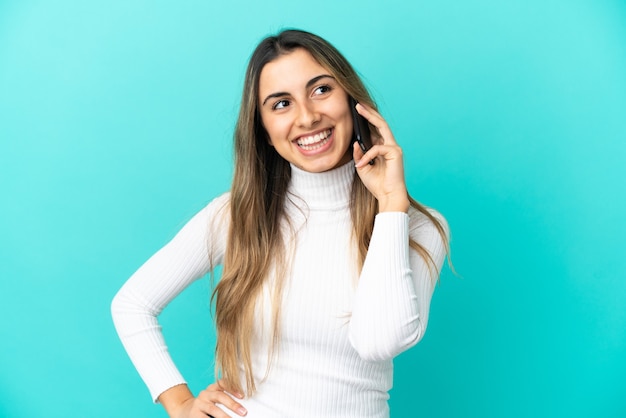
[212,29,450,395]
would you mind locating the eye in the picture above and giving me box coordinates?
[272,99,290,110]
[313,85,332,96]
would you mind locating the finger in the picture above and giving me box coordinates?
[200,402,233,418]
[216,380,244,399]
[198,389,241,406]
[193,398,238,418]
[203,381,242,399]
[352,141,365,162]
[355,103,397,145]
[355,144,383,168]
[354,142,383,167]
[198,389,247,417]
[196,402,230,418]
[354,103,385,133]
[355,101,383,120]
[219,397,248,417]
[204,403,240,418]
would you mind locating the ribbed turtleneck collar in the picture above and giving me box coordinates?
[287,161,355,211]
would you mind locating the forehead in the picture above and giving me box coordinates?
[258,48,329,96]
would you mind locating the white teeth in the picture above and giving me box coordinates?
[296,129,332,150]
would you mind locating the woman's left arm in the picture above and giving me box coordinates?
[349,103,448,361]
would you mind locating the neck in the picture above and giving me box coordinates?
[287,161,355,211]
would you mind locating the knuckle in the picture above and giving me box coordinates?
[200,387,217,398]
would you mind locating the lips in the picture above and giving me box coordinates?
[294,129,333,151]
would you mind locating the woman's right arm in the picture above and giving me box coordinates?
[110,194,230,405]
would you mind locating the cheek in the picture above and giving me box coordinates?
[265,116,291,139]
[328,100,351,125]
[334,106,353,135]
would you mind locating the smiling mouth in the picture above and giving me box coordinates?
[295,129,332,151]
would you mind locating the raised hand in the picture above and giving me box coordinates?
[353,103,410,213]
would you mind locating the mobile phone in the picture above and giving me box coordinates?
[350,97,374,165]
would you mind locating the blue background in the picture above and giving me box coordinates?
[1,1,625,417]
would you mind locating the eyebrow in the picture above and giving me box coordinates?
[261,74,335,106]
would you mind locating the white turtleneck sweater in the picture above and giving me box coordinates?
[111,161,448,417]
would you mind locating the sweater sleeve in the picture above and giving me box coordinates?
[111,194,229,402]
[348,208,448,361]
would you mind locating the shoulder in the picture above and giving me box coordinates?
[201,192,231,217]
[197,192,231,230]
[183,192,231,259]
[178,192,231,241]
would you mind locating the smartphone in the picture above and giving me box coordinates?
[350,97,374,164]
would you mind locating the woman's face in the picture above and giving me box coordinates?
[258,48,353,173]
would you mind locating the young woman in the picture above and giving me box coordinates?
[112,29,450,418]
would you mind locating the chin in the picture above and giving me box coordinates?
[301,155,351,173]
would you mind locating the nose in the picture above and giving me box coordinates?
[295,101,320,128]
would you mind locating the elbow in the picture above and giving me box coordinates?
[350,321,427,362]
[351,341,394,363]
[110,290,124,328]
[110,287,144,329]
